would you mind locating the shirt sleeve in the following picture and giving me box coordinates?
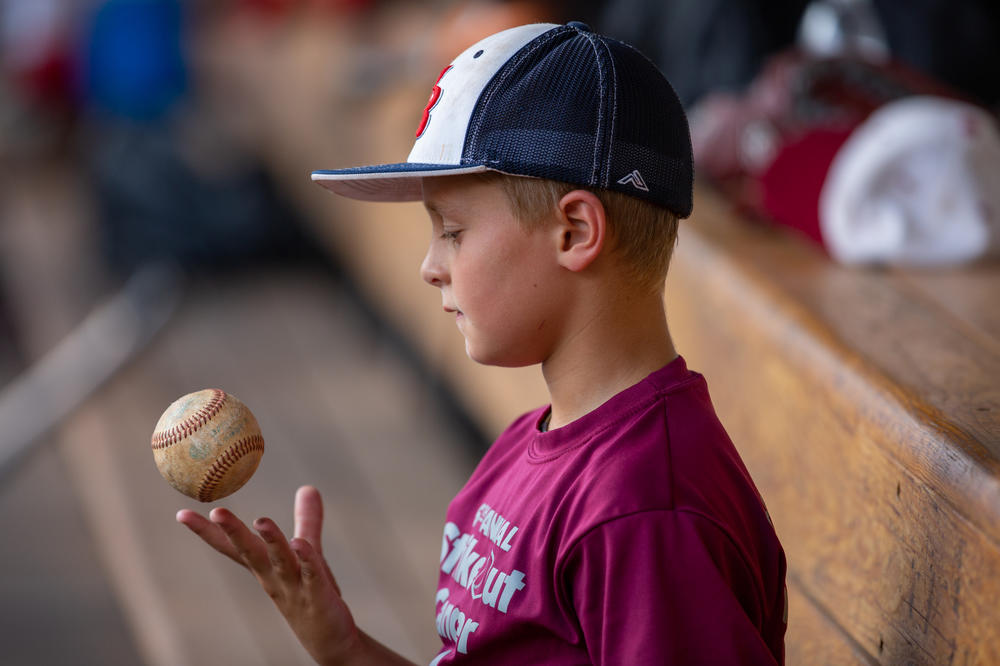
[560,509,781,665]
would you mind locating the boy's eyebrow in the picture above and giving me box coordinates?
[422,197,459,220]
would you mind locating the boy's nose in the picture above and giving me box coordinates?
[420,247,448,287]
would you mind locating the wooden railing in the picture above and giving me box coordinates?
[667,189,1000,664]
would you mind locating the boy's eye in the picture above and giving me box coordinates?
[441,230,462,242]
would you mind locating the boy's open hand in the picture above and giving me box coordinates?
[176,486,360,665]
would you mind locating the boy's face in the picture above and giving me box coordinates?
[420,175,564,367]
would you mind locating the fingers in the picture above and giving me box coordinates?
[254,517,300,584]
[294,485,325,555]
[176,509,245,567]
[290,536,341,597]
[210,507,272,572]
[178,488,337,609]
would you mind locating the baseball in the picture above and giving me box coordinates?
[151,389,264,502]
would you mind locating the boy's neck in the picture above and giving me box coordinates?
[541,289,677,430]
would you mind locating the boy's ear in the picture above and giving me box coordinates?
[554,190,607,272]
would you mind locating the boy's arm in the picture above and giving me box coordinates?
[177,486,419,666]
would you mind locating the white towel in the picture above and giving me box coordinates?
[820,96,1000,266]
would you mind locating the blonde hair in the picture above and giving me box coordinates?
[474,172,680,292]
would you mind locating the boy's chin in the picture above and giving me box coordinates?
[464,339,541,369]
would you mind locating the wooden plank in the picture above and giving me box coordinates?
[672,189,1000,537]
[666,189,1000,664]
[893,267,1000,356]
[785,578,876,666]
[0,445,144,666]
[0,161,163,664]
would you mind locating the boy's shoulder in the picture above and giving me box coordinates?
[483,357,774,545]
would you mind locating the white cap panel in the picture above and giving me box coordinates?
[407,23,557,165]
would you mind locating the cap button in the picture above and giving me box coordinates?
[566,21,592,32]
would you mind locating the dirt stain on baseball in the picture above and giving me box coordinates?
[189,440,213,460]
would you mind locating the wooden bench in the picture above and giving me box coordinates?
[666,190,1000,664]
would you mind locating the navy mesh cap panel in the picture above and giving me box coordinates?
[604,36,693,216]
[312,22,694,217]
[463,24,693,217]
[465,27,605,186]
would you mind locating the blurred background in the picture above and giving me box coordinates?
[0,0,997,664]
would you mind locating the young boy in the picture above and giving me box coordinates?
[177,21,787,665]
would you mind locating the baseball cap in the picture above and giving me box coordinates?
[311,21,694,217]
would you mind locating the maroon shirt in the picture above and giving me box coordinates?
[431,356,786,664]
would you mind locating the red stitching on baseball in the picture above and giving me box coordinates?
[197,434,265,502]
[151,389,228,450]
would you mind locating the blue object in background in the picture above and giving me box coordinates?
[83,0,187,121]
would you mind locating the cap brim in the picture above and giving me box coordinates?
[311,162,491,202]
